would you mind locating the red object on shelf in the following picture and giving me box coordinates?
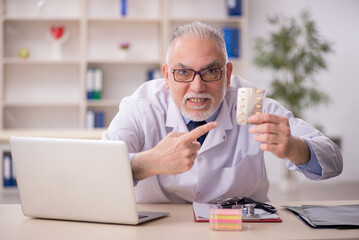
[51,26,64,40]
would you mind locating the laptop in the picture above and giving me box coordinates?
[9,136,169,225]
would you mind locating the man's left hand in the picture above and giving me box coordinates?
[247,113,310,164]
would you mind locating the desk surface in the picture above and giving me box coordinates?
[0,129,104,145]
[1,201,358,240]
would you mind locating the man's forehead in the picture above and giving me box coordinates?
[172,61,223,69]
[168,37,226,68]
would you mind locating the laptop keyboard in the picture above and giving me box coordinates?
[138,214,148,219]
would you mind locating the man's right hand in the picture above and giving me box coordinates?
[131,121,218,181]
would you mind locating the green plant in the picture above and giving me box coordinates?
[253,10,333,118]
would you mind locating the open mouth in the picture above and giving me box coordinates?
[181,93,216,121]
[187,98,209,110]
[189,98,207,103]
[181,93,214,112]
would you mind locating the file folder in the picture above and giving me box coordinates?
[283,204,359,229]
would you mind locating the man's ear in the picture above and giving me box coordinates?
[226,62,233,87]
[162,64,170,89]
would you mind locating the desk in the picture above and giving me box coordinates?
[0,201,358,240]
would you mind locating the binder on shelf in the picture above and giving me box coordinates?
[87,67,103,100]
[86,110,105,129]
[147,68,162,81]
[86,68,94,100]
[95,111,105,128]
[120,0,127,17]
[3,153,11,187]
[86,110,96,129]
[93,68,103,100]
[2,153,17,187]
[227,0,242,16]
[11,155,17,186]
[223,27,240,58]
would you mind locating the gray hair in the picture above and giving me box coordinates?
[165,21,228,64]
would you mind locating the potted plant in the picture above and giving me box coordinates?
[253,10,333,119]
[253,10,335,185]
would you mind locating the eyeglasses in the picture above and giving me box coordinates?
[170,65,225,83]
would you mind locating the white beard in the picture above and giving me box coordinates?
[180,92,216,121]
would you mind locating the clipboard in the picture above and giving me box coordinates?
[193,202,282,223]
[283,204,359,229]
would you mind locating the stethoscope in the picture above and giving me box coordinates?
[209,196,277,214]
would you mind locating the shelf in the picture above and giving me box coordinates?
[4,20,81,60]
[87,99,121,107]
[4,102,80,107]
[3,64,80,105]
[4,58,80,65]
[0,129,105,144]
[168,17,245,24]
[0,0,247,130]
[4,17,81,22]
[86,0,161,19]
[3,0,82,19]
[168,0,243,19]
[87,59,161,65]
[86,63,160,100]
[87,17,162,23]
[3,107,81,129]
[87,21,161,61]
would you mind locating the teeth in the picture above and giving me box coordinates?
[189,98,205,103]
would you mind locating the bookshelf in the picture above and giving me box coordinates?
[0,0,248,191]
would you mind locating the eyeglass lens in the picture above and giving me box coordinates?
[173,68,222,82]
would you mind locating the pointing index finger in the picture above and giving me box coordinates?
[182,122,218,143]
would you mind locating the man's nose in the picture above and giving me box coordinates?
[189,73,205,93]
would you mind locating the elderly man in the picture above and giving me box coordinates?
[102,22,342,203]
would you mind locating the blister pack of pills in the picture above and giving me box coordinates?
[237,88,263,125]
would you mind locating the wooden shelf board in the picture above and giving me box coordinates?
[3,58,80,65]
[86,99,121,107]
[0,129,105,144]
[87,17,161,23]
[4,102,80,108]
[169,17,244,23]
[87,59,161,65]
[4,17,80,22]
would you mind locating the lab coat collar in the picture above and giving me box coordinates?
[199,96,233,154]
[166,97,189,133]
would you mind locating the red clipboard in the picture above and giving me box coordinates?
[193,203,282,223]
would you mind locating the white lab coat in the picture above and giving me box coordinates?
[102,75,343,203]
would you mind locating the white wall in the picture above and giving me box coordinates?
[247,0,359,183]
